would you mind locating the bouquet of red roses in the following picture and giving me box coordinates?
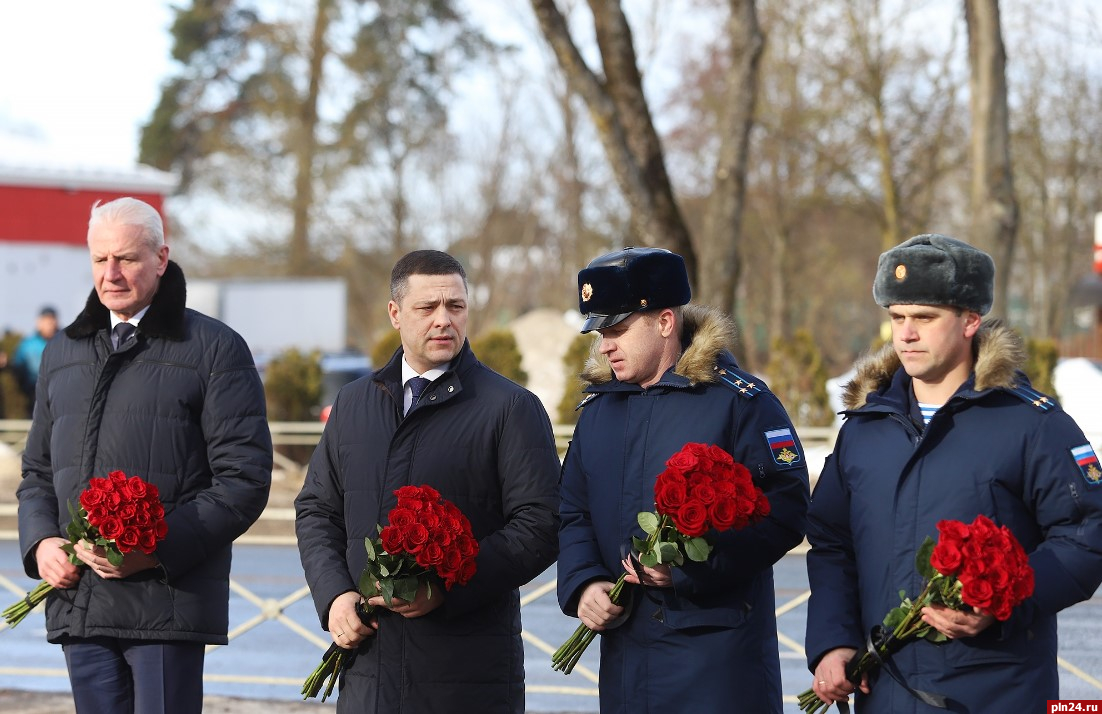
[302,484,479,701]
[3,470,168,627]
[551,442,770,674]
[798,514,1035,713]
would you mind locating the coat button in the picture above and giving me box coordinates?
[448,386,454,393]
[429,395,437,401]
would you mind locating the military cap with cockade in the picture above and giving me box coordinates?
[873,233,995,315]
[577,247,691,333]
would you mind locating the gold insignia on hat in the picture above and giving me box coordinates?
[640,299,648,308]
[894,264,907,281]
[581,283,593,302]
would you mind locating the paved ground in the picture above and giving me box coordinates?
[2,543,1100,712]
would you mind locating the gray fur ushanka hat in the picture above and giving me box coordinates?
[873,233,995,315]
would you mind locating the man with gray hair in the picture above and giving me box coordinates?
[805,233,1102,711]
[16,196,272,713]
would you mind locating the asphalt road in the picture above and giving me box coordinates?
[2,543,1100,712]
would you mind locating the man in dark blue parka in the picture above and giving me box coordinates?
[558,247,810,713]
[806,234,1102,712]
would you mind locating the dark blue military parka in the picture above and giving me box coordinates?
[806,323,1102,712]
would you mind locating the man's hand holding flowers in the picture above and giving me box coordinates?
[920,602,995,639]
[34,537,82,590]
[70,540,159,579]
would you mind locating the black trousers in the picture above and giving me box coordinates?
[62,637,204,714]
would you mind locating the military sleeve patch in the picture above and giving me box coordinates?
[1071,444,1102,487]
[765,427,802,467]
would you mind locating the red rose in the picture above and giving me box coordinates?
[388,507,416,528]
[80,488,104,510]
[98,516,124,540]
[454,558,477,588]
[455,534,478,558]
[401,523,430,552]
[89,477,112,493]
[138,530,158,554]
[705,444,732,467]
[154,520,168,539]
[691,482,717,506]
[380,525,405,554]
[673,501,709,537]
[930,540,963,576]
[655,475,688,515]
[666,449,700,473]
[755,492,771,518]
[961,576,995,611]
[936,519,970,543]
[415,542,444,568]
[439,547,462,575]
[116,526,141,552]
[127,476,149,499]
[708,498,737,531]
[118,503,138,522]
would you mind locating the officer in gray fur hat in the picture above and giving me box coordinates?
[805,233,1102,712]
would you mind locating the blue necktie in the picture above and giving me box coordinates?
[113,322,135,350]
[407,376,431,413]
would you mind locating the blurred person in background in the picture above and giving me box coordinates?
[11,306,59,415]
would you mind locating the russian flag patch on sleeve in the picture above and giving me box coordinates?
[1071,443,1102,487]
[765,427,802,467]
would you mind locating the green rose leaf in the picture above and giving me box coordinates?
[915,536,936,580]
[637,512,660,535]
[638,550,659,567]
[358,571,375,597]
[106,548,124,567]
[658,542,680,564]
[365,537,376,561]
[631,536,650,556]
[684,537,711,562]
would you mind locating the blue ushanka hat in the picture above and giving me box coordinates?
[577,247,691,333]
[873,233,995,315]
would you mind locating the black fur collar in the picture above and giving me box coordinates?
[64,260,188,341]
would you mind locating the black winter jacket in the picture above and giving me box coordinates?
[295,341,560,713]
[17,261,273,644]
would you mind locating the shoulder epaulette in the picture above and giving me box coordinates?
[1007,383,1057,412]
[713,365,766,399]
[574,393,600,411]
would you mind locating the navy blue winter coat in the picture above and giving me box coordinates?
[295,340,560,713]
[558,305,810,714]
[806,323,1102,712]
[17,261,273,644]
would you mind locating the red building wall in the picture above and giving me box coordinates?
[0,184,168,246]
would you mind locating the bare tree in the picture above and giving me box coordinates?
[965,0,1018,318]
[528,1,697,281]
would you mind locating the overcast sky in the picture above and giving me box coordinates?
[0,1,174,168]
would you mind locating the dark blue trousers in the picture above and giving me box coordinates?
[62,637,204,714]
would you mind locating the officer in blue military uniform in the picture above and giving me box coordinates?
[556,247,810,713]
[805,234,1102,712]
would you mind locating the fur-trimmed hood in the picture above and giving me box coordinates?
[64,260,188,341]
[842,319,1025,410]
[581,303,737,387]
